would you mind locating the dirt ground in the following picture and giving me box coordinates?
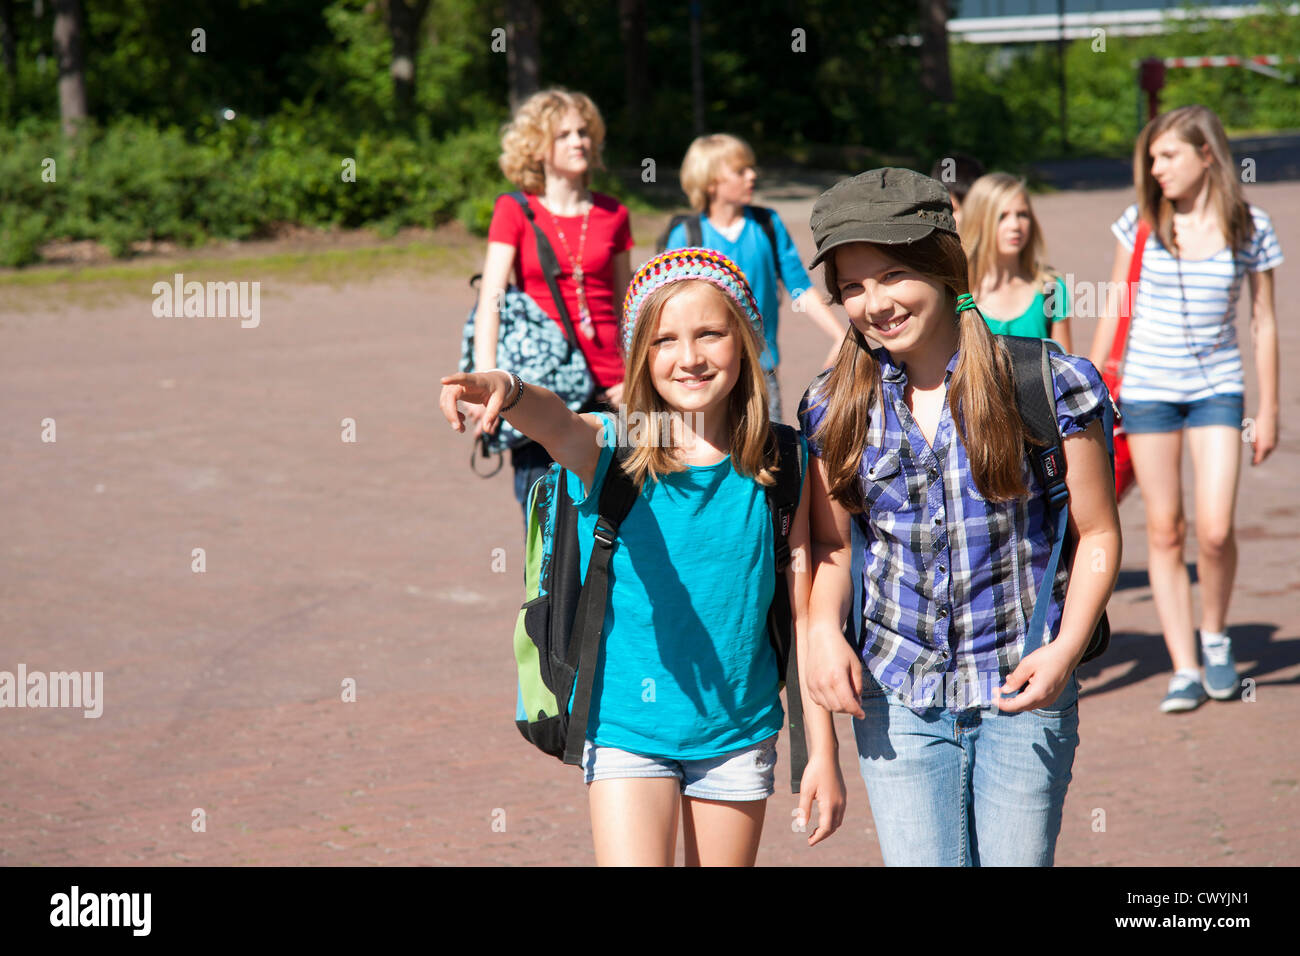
[1,177,1297,866]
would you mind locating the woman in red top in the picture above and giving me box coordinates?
[470,89,635,514]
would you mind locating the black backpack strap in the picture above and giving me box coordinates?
[506,192,582,351]
[1002,335,1068,508]
[561,447,640,766]
[656,213,703,253]
[765,422,807,792]
[747,205,783,288]
[685,214,703,247]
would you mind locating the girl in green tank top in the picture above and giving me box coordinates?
[959,173,1073,352]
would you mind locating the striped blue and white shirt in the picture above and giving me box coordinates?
[1112,203,1283,403]
[799,347,1111,714]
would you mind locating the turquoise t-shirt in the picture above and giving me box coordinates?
[564,412,806,759]
[978,275,1069,341]
[665,208,811,372]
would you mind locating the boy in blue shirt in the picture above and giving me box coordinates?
[664,134,844,421]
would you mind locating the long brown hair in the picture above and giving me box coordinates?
[1133,105,1254,254]
[811,231,1031,512]
[621,280,780,489]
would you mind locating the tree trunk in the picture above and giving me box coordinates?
[689,0,703,135]
[505,0,540,112]
[387,0,430,122]
[52,0,87,138]
[618,0,648,145]
[918,0,952,103]
[0,0,16,81]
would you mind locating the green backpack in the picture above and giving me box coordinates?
[513,422,809,792]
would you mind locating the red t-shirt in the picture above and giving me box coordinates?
[487,192,634,389]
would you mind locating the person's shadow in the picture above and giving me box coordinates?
[1079,560,1300,697]
[1077,622,1299,699]
[603,480,765,729]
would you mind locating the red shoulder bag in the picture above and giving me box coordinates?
[1102,218,1151,501]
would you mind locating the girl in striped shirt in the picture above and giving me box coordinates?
[799,168,1121,866]
[1087,105,1282,713]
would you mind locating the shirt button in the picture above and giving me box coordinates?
[937,607,949,618]
[928,466,939,479]
[932,516,942,526]
[938,564,946,574]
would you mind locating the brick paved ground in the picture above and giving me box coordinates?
[2,179,1297,866]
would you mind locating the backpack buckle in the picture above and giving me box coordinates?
[593,518,617,547]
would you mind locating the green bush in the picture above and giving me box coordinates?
[0,114,511,264]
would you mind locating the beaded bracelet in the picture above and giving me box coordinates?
[499,370,525,413]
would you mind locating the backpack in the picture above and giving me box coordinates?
[1001,335,1115,665]
[459,192,595,467]
[655,206,784,288]
[513,421,809,793]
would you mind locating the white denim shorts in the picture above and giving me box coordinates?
[581,735,778,801]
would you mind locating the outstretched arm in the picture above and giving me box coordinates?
[796,290,848,371]
[439,371,604,489]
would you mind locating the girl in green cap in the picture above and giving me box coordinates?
[798,168,1121,865]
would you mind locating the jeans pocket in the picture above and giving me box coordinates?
[1030,673,1080,718]
[859,667,887,701]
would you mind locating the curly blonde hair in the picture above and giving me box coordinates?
[499,89,606,195]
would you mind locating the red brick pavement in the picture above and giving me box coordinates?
[1,181,1297,866]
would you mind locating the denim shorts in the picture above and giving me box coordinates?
[853,673,1080,866]
[581,736,778,802]
[1120,392,1244,434]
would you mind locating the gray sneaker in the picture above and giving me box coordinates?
[1202,638,1241,700]
[1160,673,1208,713]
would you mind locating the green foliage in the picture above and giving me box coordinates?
[0,116,508,262]
[2,0,1298,266]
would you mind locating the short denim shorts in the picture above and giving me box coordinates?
[1120,392,1244,434]
[581,735,778,802]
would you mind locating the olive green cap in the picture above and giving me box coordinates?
[808,167,957,269]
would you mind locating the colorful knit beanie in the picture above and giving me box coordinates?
[621,248,763,354]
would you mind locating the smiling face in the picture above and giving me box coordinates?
[832,243,951,355]
[544,107,592,179]
[646,282,743,416]
[995,191,1032,259]
[1149,129,1211,203]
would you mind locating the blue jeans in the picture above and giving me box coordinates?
[853,673,1080,866]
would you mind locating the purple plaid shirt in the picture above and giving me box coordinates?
[798,346,1111,713]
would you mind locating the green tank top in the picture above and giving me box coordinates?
[978,275,1068,340]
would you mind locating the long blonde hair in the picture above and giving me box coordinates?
[811,232,1032,510]
[620,281,779,489]
[1134,105,1254,255]
[959,172,1057,298]
[498,88,607,195]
